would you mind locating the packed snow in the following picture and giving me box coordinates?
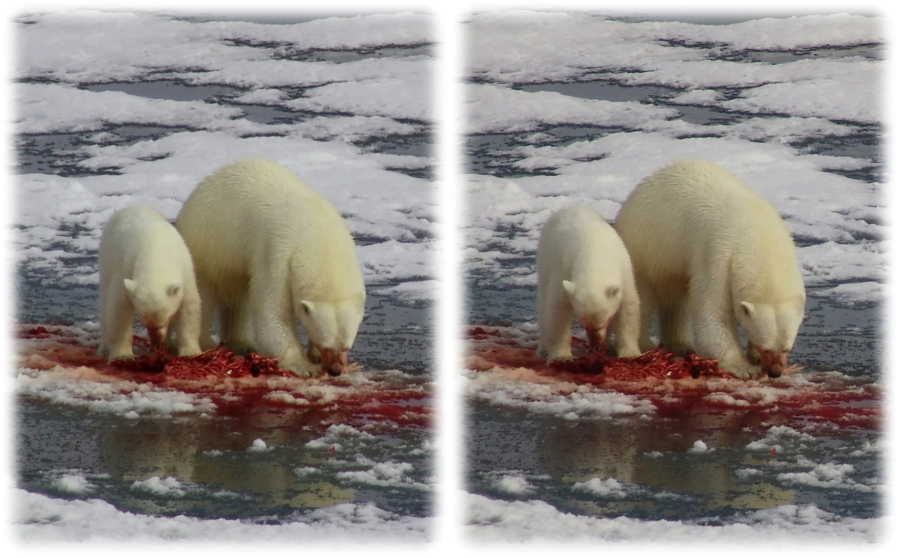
[15,488,430,542]
[465,492,880,543]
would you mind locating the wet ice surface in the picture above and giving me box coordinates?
[462,12,883,541]
[13,11,434,541]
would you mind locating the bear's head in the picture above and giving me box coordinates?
[563,280,622,349]
[736,295,805,378]
[123,278,183,348]
[296,295,364,377]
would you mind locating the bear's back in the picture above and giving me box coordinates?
[539,206,628,276]
[101,205,190,279]
[615,159,799,293]
[176,159,359,295]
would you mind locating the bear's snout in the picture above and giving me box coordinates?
[319,347,349,377]
[583,320,610,351]
[754,345,788,378]
[144,324,169,349]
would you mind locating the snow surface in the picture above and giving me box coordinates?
[14,488,429,542]
[465,492,880,543]
[14,10,437,303]
[50,472,94,495]
[463,11,885,306]
[493,474,534,496]
[131,476,187,497]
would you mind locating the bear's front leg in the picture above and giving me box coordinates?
[306,343,321,364]
[102,294,137,360]
[691,301,760,379]
[275,344,321,378]
[537,288,575,362]
[249,282,320,378]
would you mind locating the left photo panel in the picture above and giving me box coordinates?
[12,10,436,541]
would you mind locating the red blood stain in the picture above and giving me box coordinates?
[16,324,431,429]
[21,326,52,337]
[552,337,728,381]
[465,325,881,431]
[108,336,292,381]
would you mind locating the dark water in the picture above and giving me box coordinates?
[467,43,884,184]
[17,395,433,520]
[465,402,881,521]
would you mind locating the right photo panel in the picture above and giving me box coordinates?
[461,10,884,541]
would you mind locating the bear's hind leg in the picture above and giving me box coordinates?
[634,276,658,352]
[659,298,694,355]
[610,264,642,357]
[196,278,218,350]
[220,293,255,354]
[171,280,202,357]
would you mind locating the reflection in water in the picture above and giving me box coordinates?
[538,417,795,517]
[20,397,360,518]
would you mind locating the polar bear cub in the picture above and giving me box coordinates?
[98,206,202,359]
[537,206,641,362]
[176,158,366,378]
[614,159,806,379]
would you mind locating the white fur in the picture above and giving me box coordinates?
[175,158,366,377]
[614,159,806,378]
[98,206,202,359]
[536,206,641,362]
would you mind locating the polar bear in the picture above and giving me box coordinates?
[613,159,806,379]
[175,158,366,377]
[98,206,202,359]
[536,206,641,362]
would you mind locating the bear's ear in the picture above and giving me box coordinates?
[740,301,755,318]
[166,284,181,298]
[605,285,620,299]
[300,300,316,315]
[123,278,137,294]
[562,280,576,298]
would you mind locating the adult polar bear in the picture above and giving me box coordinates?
[176,158,366,377]
[537,207,641,361]
[614,159,805,379]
